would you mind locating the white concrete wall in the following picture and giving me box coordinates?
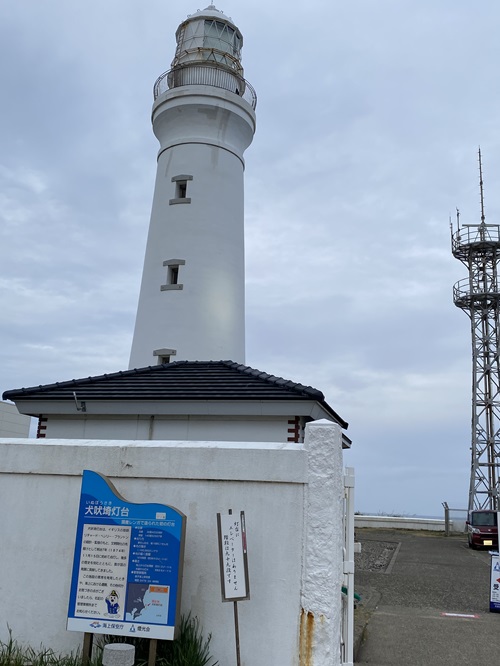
[0,401,31,437]
[354,514,467,534]
[355,515,446,531]
[0,420,344,665]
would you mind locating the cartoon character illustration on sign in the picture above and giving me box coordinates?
[105,590,120,616]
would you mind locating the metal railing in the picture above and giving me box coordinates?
[442,502,468,536]
[453,276,500,305]
[341,467,355,666]
[452,224,500,255]
[153,64,257,109]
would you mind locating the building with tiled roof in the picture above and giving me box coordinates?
[3,360,350,447]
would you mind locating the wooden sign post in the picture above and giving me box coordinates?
[217,510,250,666]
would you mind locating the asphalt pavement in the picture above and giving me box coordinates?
[353,528,500,665]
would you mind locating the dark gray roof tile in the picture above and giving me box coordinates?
[3,360,348,428]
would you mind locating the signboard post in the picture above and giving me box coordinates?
[490,552,500,612]
[67,470,186,653]
[217,510,250,666]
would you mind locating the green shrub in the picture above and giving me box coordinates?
[0,614,217,666]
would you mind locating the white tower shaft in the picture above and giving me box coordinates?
[129,6,256,369]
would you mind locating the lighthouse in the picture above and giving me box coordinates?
[129,5,257,369]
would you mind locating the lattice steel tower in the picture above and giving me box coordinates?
[451,150,500,512]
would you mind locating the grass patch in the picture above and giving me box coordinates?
[0,614,217,666]
[0,629,95,666]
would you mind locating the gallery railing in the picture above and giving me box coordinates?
[154,64,257,110]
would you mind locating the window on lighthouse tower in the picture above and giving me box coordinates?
[177,182,187,199]
[169,265,179,285]
[161,259,185,291]
[170,174,193,205]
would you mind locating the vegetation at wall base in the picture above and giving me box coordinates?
[0,629,91,666]
[1,614,217,666]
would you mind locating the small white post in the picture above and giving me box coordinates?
[102,643,135,666]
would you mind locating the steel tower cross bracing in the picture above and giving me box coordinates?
[451,153,500,512]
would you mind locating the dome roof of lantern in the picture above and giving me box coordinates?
[187,5,235,26]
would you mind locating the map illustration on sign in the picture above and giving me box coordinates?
[125,584,170,623]
[67,470,186,640]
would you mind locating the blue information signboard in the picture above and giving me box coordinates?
[67,470,186,639]
[490,552,500,612]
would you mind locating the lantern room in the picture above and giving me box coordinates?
[171,4,244,75]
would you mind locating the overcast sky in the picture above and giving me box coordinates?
[2,1,500,517]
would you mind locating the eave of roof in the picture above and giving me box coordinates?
[2,360,348,429]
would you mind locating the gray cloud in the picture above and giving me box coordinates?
[1,0,498,516]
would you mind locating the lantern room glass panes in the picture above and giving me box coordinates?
[204,20,242,60]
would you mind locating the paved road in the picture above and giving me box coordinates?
[354,528,500,665]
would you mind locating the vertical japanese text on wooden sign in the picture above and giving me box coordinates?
[217,511,250,602]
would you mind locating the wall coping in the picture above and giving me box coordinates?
[0,438,306,483]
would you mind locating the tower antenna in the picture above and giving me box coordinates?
[479,147,486,225]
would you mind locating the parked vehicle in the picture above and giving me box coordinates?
[467,510,498,549]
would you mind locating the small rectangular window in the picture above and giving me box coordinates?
[169,174,193,205]
[161,259,185,291]
[169,265,179,285]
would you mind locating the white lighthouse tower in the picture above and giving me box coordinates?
[129,5,256,369]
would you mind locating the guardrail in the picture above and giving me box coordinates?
[442,503,468,536]
[453,276,500,305]
[153,64,257,109]
[452,224,500,250]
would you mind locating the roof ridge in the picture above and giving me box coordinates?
[2,359,212,396]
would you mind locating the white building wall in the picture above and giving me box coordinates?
[0,421,344,665]
[0,401,31,437]
[43,415,293,442]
